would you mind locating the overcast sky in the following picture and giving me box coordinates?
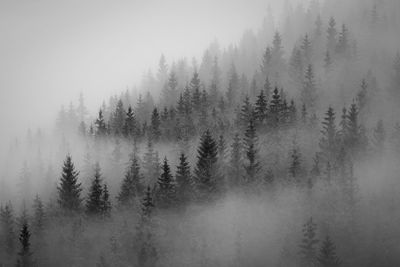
[0,0,290,144]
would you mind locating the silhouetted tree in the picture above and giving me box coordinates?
[57,155,82,213]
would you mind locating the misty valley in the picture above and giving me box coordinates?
[1,0,400,266]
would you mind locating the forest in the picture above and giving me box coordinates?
[1,0,400,266]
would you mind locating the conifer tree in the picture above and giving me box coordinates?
[111,99,125,135]
[101,184,111,217]
[16,222,35,267]
[156,157,176,208]
[319,107,338,163]
[324,51,333,73]
[260,46,272,79]
[238,96,254,128]
[123,106,138,139]
[118,153,142,206]
[57,155,82,213]
[317,236,341,267]
[226,64,240,107]
[229,133,243,187]
[346,103,361,155]
[269,87,283,127]
[243,120,261,185]
[95,110,107,138]
[301,64,318,111]
[289,144,303,185]
[32,195,45,235]
[327,17,337,54]
[190,71,202,112]
[299,217,319,267]
[372,119,386,153]
[150,108,161,142]
[86,163,103,215]
[336,24,350,57]
[137,186,157,267]
[194,130,220,200]
[255,90,267,124]
[0,202,15,256]
[175,153,192,204]
[301,34,312,64]
[143,137,160,184]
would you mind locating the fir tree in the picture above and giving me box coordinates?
[143,137,160,184]
[255,90,268,124]
[16,222,35,267]
[95,110,107,138]
[324,51,333,73]
[226,64,240,107]
[150,108,161,142]
[194,130,220,200]
[156,157,176,208]
[117,153,142,206]
[327,17,337,54]
[111,99,125,135]
[269,87,283,127]
[175,153,192,204]
[190,71,202,112]
[299,217,319,267]
[317,236,341,267]
[243,120,261,185]
[123,106,138,139]
[372,119,386,152]
[289,144,303,185]
[238,96,254,128]
[101,184,111,217]
[86,162,103,215]
[57,155,82,213]
[32,195,45,234]
[319,107,338,163]
[0,202,15,256]
[229,133,243,187]
[301,64,318,111]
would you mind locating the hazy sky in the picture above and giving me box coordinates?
[0,0,286,143]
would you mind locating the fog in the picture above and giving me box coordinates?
[0,0,288,145]
[1,0,400,266]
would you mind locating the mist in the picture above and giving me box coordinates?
[1,0,400,266]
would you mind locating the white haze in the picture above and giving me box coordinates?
[0,0,294,149]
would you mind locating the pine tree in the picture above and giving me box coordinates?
[156,157,176,208]
[150,108,161,142]
[229,133,243,188]
[324,51,333,73]
[143,137,160,184]
[86,162,103,215]
[117,153,142,206]
[317,236,341,267]
[269,87,283,127]
[289,47,304,88]
[255,90,267,124]
[57,155,82,213]
[16,222,35,267]
[194,130,220,200]
[32,195,45,235]
[111,99,125,135]
[123,106,138,139]
[190,71,202,112]
[226,64,240,107]
[101,184,111,217]
[137,186,157,267]
[299,217,319,267]
[289,144,303,185]
[260,46,272,78]
[301,64,318,111]
[175,153,192,204]
[372,119,386,153]
[95,110,107,138]
[301,34,312,64]
[346,103,361,155]
[243,120,261,185]
[0,202,15,256]
[319,107,338,163]
[238,96,254,128]
[327,17,337,54]
[336,24,350,57]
